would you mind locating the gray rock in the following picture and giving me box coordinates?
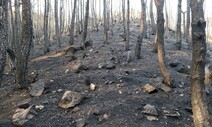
[105,61,115,69]
[176,64,190,74]
[76,118,86,127]
[59,91,84,109]
[29,80,45,97]
[12,106,36,126]
[98,62,106,69]
[169,60,181,67]
[142,104,158,116]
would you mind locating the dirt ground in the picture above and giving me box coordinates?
[0,21,212,127]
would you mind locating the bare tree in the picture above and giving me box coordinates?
[69,0,77,45]
[16,0,33,88]
[0,0,8,82]
[176,0,182,50]
[122,0,126,39]
[82,0,89,47]
[190,0,211,126]
[103,0,109,44]
[44,0,50,53]
[154,0,173,86]
[14,0,21,55]
[125,0,130,51]
[150,0,156,35]
[186,0,191,49]
[135,0,145,59]
[55,0,61,47]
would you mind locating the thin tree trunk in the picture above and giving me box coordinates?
[186,0,191,49]
[69,0,77,45]
[0,0,8,82]
[82,0,89,47]
[16,0,33,88]
[55,0,61,47]
[103,0,108,44]
[135,0,145,59]
[190,0,211,126]
[182,11,186,38]
[44,0,50,53]
[122,0,126,40]
[176,0,182,50]
[154,0,173,87]
[125,0,130,51]
[110,0,113,36]
[149,0,156,35]
[14,0,20,55]
[164,0,168,29]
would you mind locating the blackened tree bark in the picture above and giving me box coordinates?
[55,0,61,47]
[150,0,156,35]
[190,0,211,126]
[135,0,145,59]
[186,0,191,49]
[103,0,108,44]
[0,0,8,82]
[154,0,173,87]
[69,0,77,45]
[15,0,33,88]
[82,0,89,47]
[125,0,130,51]
[122,0,126,39]
[44,0,50,53]
[176,0,182,50]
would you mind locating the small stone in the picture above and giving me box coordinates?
[59,91,84,109]
[119,90,122,94]
[160,84,172,92]
[105,61,115,69]
[57,89,63,93]
[65,69,69,73]
[76,118,86,127]
[142,104,158,116]
[12,106,35,126]
[146,116,159,121]
[99,114,109,122]
[90,83,96,91]
[35,105,44,111]
[169,60,180,67]
[143,84,158,94]
[29,80,45,97]
[50,80,54,83]
[72,107,80,112]
[98,62,106,69]
[163,110,180,117]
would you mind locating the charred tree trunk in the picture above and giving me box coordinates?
[16,0,33,88]
[69,0,77,45]
[82,0,89,47]
[135,0,145,59]
[55,0,61,47]
[190,0,211,126]
[103,0,109,44]
[154,0,173,87]
[125,0,130,51]
[176,0,182,50]
[150,0,156,35]
[122,0,126,40]
[44,0,50,53]
[0,0,8,82]
[186,0,191,49]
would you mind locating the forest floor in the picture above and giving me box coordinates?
[0,20,212,127]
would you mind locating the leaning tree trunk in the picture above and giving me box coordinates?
[176,0,182,50]
[190,0,211,126]
[44,0,50,53]
[69,0,77,45]
[0,0,8,82]
[125,0,130,51]
[154,0,173,87]
[135,0,145,59]
[186,0,191,49]
[82,0,89,47]
[54,0,61,47]
[16,0,33,88]
[150,0,156,35]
